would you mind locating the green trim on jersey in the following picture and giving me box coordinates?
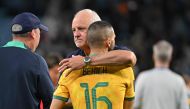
[124,97,135,101]
[53,95,68,102]
[2,41,27,49]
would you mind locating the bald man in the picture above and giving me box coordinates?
[58,9,136,75]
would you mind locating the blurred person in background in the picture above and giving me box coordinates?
[51,21,135,109]
[134,40,189,109]
[45,53,72,109]
[58,9,136,75]
[46,53,62,88]
[0,12,54,109]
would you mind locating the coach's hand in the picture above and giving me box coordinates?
[58,55,85,76]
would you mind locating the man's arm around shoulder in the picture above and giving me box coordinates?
[91,50,136,66]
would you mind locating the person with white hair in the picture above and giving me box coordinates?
[51,21,135,109]
[58,9,136,76]
[134,40,189,109]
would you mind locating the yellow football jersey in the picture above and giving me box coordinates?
[54,66,135,109]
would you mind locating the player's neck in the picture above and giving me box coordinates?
[90,48,108,56]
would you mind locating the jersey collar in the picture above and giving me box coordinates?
[2,40,27,49]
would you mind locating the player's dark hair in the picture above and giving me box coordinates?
[87,21,113,48]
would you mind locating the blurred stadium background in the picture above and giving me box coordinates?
[0,0,190,76]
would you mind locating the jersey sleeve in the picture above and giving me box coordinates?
[53,69,82,102]
[126,70,135,101]
[117,67,135,101]
[124,80,135,101]
[53,69,70,102]
[53,84,69,102]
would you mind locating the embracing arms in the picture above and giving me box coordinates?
[58,50,137,73]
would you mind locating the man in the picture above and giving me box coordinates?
[0,12,54,109]
[45,53,62,88]
[58,9,136,74]
[134,40,189,109]
[51,21,135,109]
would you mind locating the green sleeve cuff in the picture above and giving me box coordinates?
[124,97,135,101]
[53,95,69,102]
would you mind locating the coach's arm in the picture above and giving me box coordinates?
[90,50,136,66]
[58,50,136,73]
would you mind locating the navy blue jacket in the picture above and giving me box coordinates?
[66,45,129,58]
[0,41,54,109]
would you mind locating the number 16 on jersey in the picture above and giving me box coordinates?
[80,82,112,109]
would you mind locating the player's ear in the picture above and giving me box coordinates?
[106,38,112,48]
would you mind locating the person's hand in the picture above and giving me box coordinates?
[58,55,85,76]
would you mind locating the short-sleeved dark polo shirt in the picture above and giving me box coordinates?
[66,45,130,58]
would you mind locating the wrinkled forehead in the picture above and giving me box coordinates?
[72,12,100,28]
[72,16,92,28]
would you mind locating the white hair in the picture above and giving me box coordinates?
[153,40,173,62]
[74,9,101,22]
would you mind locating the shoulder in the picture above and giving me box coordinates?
[118,67,135,80]
[66,49,85,58]
[33,53,49,72]
[34,53,47,65]
[113,45,130,50]
[139,69,153,76]
[170,70,185,83]
[137,69,154,80]
[59,69,82,85]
